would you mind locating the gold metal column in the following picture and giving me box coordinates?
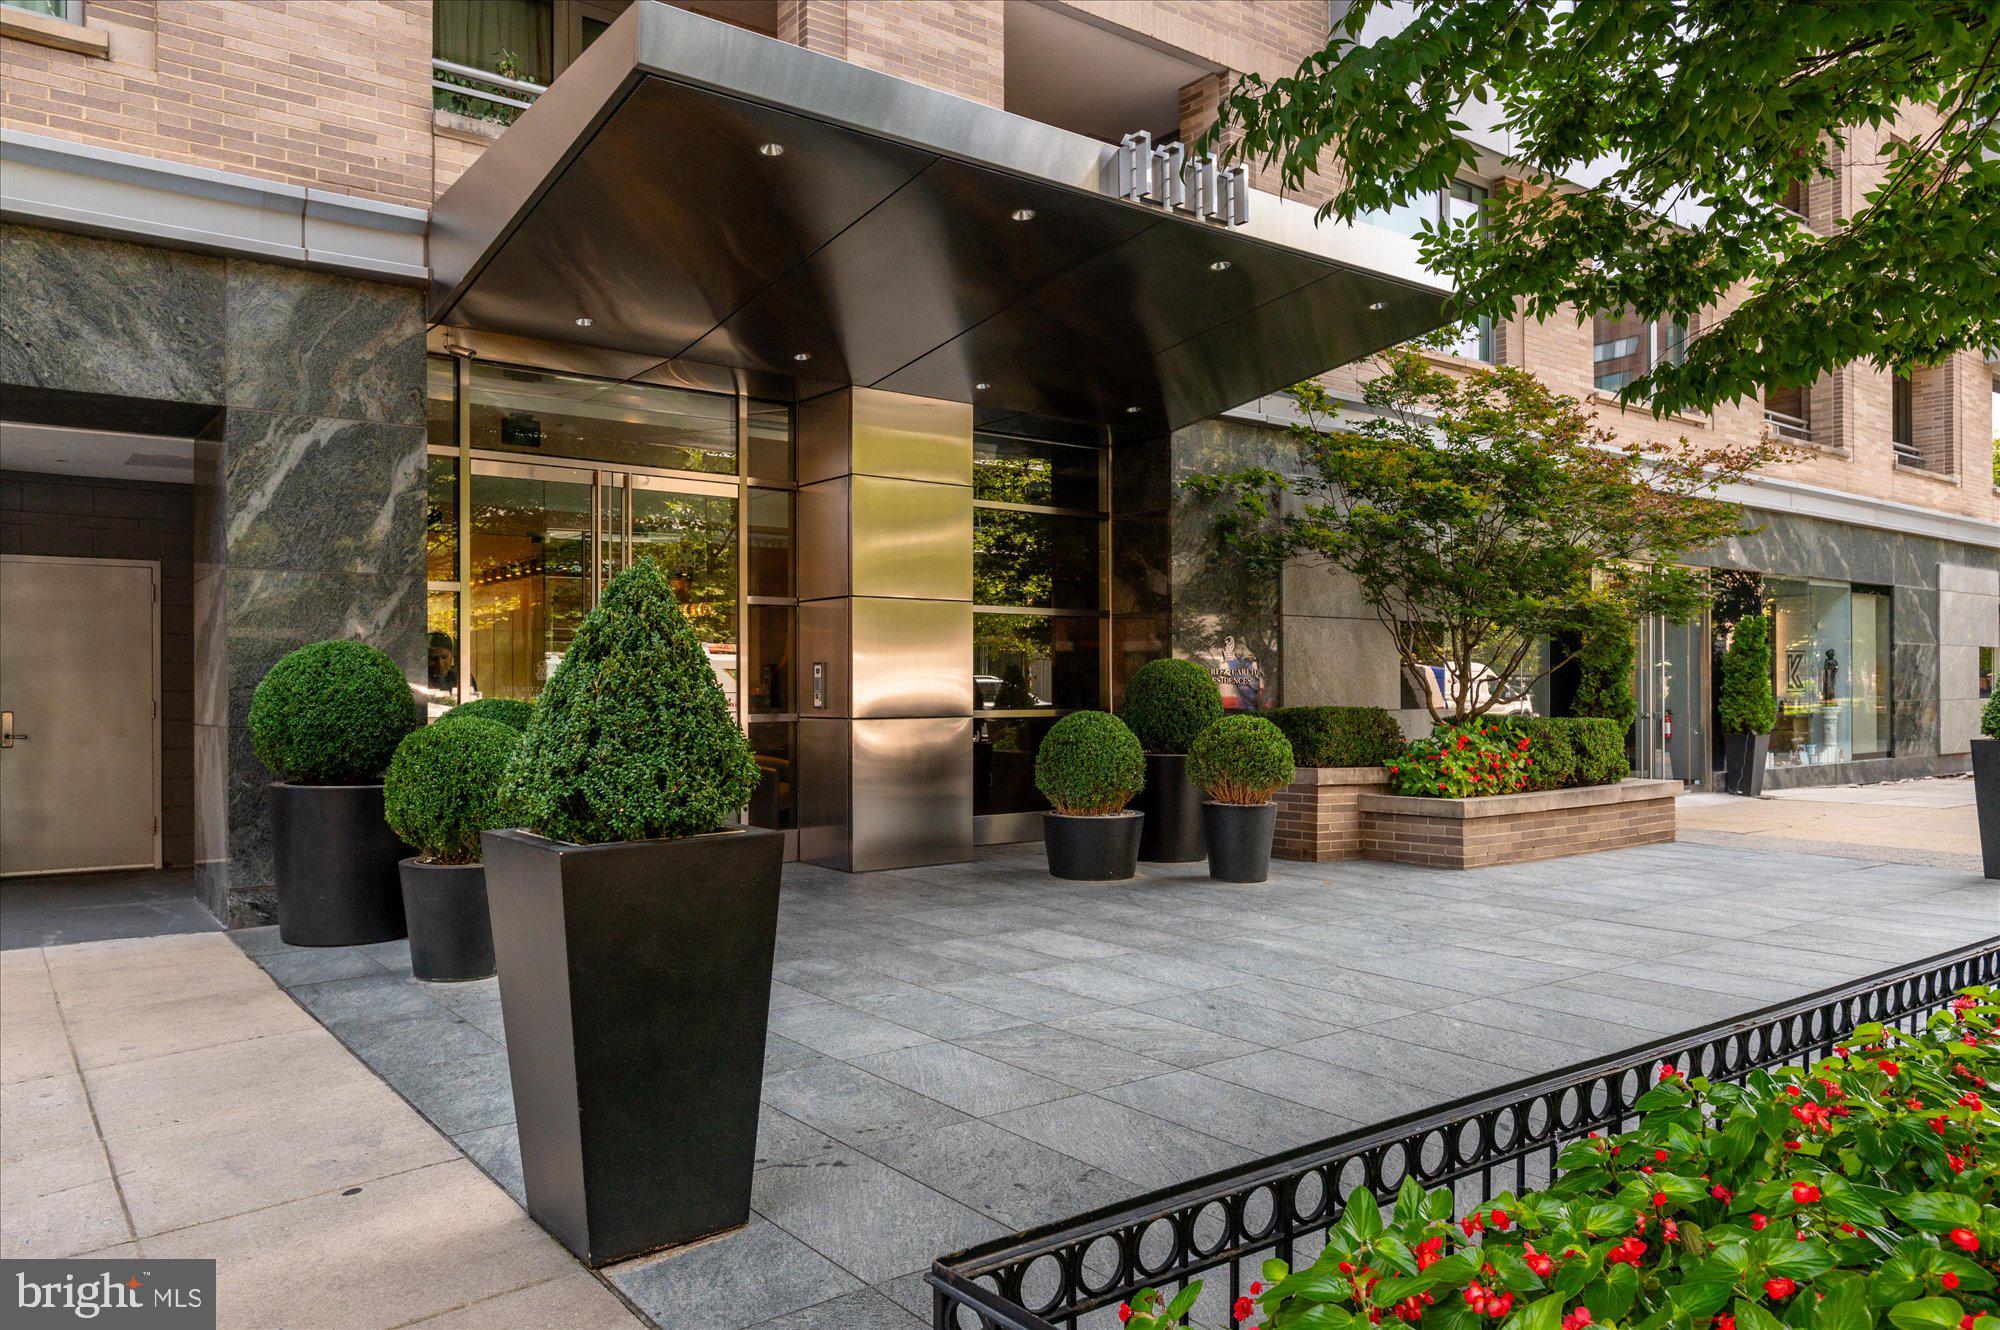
[794,389,973,871]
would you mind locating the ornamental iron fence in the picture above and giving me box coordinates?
[928,938,2000,1330]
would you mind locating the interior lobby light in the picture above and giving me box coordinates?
[1125,406,1141,414]
[974,382,990,390]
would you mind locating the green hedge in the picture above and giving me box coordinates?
[1719,614,1778,734]
[1486,716,1630,791]
[383,717,521,864]
[1983,691,2000,741]
[503,562,759,844]
[1265,706,1403,768]
[1189,714,1297,804]
[1573,610,1639,730]
[1035,711,1144,816]
[1572,715,1630,786]
[1120,659,1223,754]
[441,697,533,732]
[248,640,421,785]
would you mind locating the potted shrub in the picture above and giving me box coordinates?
[1719,614,1777,795]
[1035,710,1146,881]
[1973,692,2000,879]
[482,562,774,1268]
[383,717,519,982]
[1189,715,1296,883]
[1120,658,1224,862]
[248,640,421,946]
[441,696,534,731]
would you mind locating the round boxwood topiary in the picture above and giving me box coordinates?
[384,717,521,864]
[1034,711,1145,816]
[1188,714,1297,805]
[1120,658,1224,753]
[248,640,421,784]
[503,561,760,844]
[441,697,534,732]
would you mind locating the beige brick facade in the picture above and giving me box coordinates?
[1358,781,1680,869]
[1271,766,1390,863]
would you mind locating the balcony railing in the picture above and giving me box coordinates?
[432,58,546,127]
[928,937,2000,1330]
[1764,408,1814,443]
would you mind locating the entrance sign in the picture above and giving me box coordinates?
[1114,131,1248,226]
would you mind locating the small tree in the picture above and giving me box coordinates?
[504,561,759,844]
[1572,604,1639,731]
[1718,614,1778,736]
[1187,352,1787,724]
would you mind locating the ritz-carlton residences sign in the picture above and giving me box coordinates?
[1113,130,1251,226]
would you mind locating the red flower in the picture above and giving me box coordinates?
[1118,1306,1133,1324]
[1710,1184,1733,1203]
[1657,1063,1681,1081]
[1750,1214,1768,1230]
[1763,1279,1797,1301]
[1717,1317,1736,1330]
[1561,1309,1593,1330]
[1944,1273,1961,1291]
[1234,1297,1256,1321]
[1652,1192,1668,1207]
[1960,1093,1984,1110]
[1524,1247,1554,1277]
[1654,1149,1669,1162]
[1491,1208,1512,1232]
[1948,1227,1980,1252]
[1791,1183,1821,1205]
[1948,1154,1968,1174]
[1878,1059,1901,1077]
[1249,1283,1263,1296]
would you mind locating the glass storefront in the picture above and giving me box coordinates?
[425,355,798,829]
[1764,576,1892,768]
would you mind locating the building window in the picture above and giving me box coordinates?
[433,0,551,125]
[1892,368,1918,465]
[1777,179,1807,219]
[1359,181,1492,362]
[1765,577,1893,768]
[1,1,80,19]
[1990,375,1999,486]
[1593,310,1687,393]
[1764,382,1813,443]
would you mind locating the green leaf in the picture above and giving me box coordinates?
[1884,1194,1979,1233]
[1501,1294,1565,1330]
[1163,1283,1202,1324]
[1886,1300,1963,1330]
[1343,1188,1385,1240]
[1814,1279,1874,1330]
[1734,1299,1790,1330]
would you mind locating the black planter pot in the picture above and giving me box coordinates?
[398,860,495,982]
[1203,801,1278,883]
[1972,738,2000,880]
[482,824,784,1267]
[1137,753,1205,862]
[1043,811,1144,881]
[269,782,409,947]
[1721,732,1771,797]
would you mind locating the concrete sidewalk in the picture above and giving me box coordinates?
[1678,775,1980,870]
[0,931,640,1329]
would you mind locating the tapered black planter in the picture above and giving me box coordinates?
[1972,737,2000,879]
[482,825,784,1267]
[269,783,408,946]
[1203,801,1277,883]
[398,860,495,982]
[1044,811,1144,881]
[1722,732,1771,796]
[1137,754,1205,862]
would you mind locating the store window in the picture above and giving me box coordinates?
[1593,310,1687,393]
[1765,577,1892,768]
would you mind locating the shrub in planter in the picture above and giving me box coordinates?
[1491,717,1581,792]
[1267,706,1403,769]
[482,562,780,1266]
[1200,988,2000,1330]
[1388,722,1530,798]
[440,696,534,732]
[1035,710,1146,881]
[1122,659,1226,863]
[248,640,422,946]
[1974,691,2000,879]
[1571,716,1631,787]
[1720,614,1778,795]
[384,717,518,982]
[1573,606,1639,731]
[1190,715,1296,882]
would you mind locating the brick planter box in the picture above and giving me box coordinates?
[1273,767,1391,862]
[1358,778,1680,869]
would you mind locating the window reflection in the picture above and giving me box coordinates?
[426,455,458,582]
[973,510,1099,611]
[468,467,591,702]
[469,362,737,474]
[974,614,1100,712]
[973,434,1098,510]
[974,716,1058,817]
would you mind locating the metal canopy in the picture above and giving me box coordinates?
[430,1,1452,434]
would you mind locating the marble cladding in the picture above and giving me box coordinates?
[224,264,426,427]
[1170,419,1283,708]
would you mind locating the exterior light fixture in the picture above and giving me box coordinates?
[1209,260,1232,272]
[792,352,811,362]
[759,143,785,157]
[974,382,990,390]
[1367,300,1387,311]
[1125,406,1142,414]
[574,316,594,327]
[1011,208,1036,221]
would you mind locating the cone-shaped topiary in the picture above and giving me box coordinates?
[504,561,759,844]
[1035,711,1145,816]
[1719,614,1777,735]
[1573,607,1639,730]
[1189,714,1296,804]
[1120,658,1224,753]
[441,697,534,732]
[384,717,521,864]
[249,640,421,784]
[1983,691,2000,741]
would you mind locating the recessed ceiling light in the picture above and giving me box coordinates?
[574,316,594,327]
[974,382,990,390]
[1209,260,1232,272]
[759,143,785,157]
[1125,406,1142,414]
[792,352,812,362]
[1367,300,1387,312]
[1011,208,1036,222]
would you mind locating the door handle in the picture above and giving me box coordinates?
[0,710,22,747]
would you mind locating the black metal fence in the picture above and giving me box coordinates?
[929,938,2000,1330]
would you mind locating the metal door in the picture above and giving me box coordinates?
[1636,608,1711,788]
[0,556,160,875]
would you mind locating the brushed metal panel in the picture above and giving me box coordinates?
[796,717,853,869]
[793,477,850,603]
[850,475,971,602]
[851,717,972,871]
[975,811,1044,848]
[851,389,971,486]
[794,390,852,488]
[852,598,972,719]
[795,599,850,717]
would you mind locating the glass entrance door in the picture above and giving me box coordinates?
[1636,609,1711,788]
[468,459,595,702]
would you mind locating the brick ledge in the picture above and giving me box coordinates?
[1285,766,1390,788]
[1359,778,1681,820]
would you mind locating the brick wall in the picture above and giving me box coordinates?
[1272,767,1389,862]
[778,0,1003,107]
[1,0,435,208]
[1,470,196,867]
[1358,781,1678,869]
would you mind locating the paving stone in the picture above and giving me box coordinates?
[452,1122,525,1206]
[388,1050,517,1137]
[848,1041,1070,1117]
[754,1288,929,1330]
[1098,1070,1360,1154]
[1135,989,1340,1046]
[406,1271,642,1328]
[1051,1007,1261,1069]
[853,1118,1136,1230]
[257,947,386,987]
[956,1023,1174,1091]
[770,1002,934,1059]
[610,1217,862,1330]
[289,970,443,1030]
[753,1142,1002,1283]
[761,1060,968,1147]
[988,1094,1253,1190]
[1202,1049,1444,1123]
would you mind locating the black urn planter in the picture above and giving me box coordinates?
[1203,801,1278,883]
[1721,732,1771,797]
[482,824,784,1267]
[1972,737,2000,879]
[269,782,409,947]
[1043,811,1145,881]
[1137,753,1205,862]
[398,860,495,982]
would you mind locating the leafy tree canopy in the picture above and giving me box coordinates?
[1215,0,2000,417]
[1186,352,1787,723]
